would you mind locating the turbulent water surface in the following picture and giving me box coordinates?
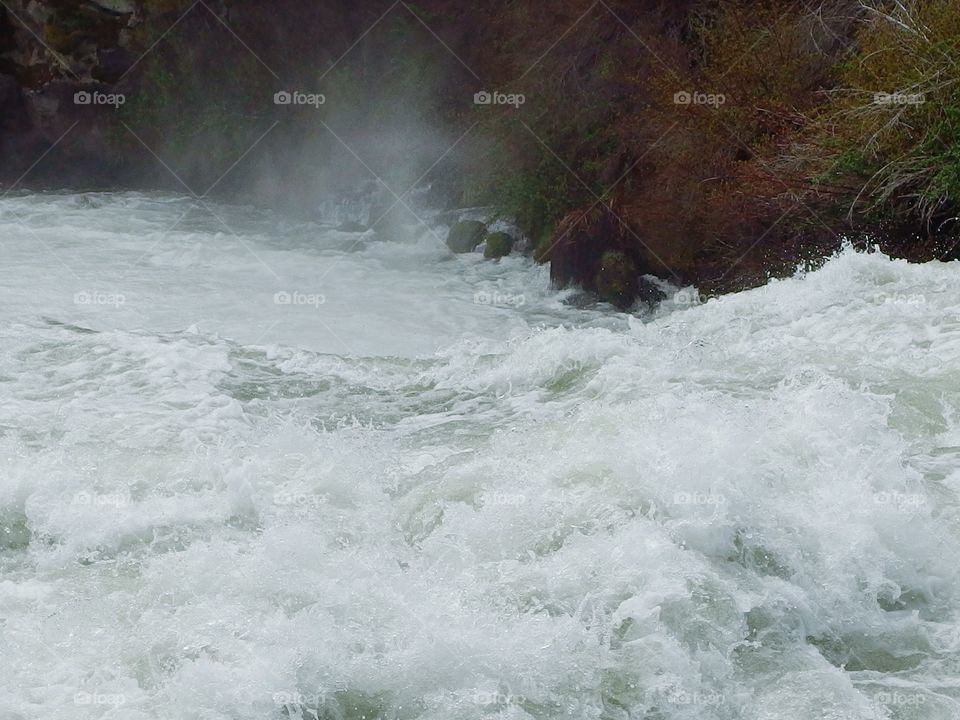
[1,192,959,720]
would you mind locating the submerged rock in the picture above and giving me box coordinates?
[336,220,367,233]
[446,220,486,253]
[483,231,514,259]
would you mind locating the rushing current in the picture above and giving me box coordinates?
[1,192,958,720]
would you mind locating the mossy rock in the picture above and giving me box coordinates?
[483,231,515,259]
[446,220,486,253]
[595,250,637,309]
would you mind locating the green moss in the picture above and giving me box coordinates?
[483,231,514,259]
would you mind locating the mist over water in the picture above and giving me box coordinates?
[2,193,960,719]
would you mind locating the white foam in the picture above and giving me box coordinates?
[0,193,958,719]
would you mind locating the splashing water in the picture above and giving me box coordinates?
[1,192,959,720]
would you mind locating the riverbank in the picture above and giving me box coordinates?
[1,0,958,306]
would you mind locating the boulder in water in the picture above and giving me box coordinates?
[446,220,486,253]
[483,231,514,259]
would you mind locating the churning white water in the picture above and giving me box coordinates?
[1,192,959,720]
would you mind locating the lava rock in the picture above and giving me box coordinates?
[446,220,486,253]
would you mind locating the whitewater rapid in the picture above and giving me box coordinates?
[1,192,959,720]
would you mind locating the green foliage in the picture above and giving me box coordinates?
[817,0,960,224]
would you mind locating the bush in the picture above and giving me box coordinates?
[816,0,960,230]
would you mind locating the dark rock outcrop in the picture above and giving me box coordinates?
[547,202,666,309]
